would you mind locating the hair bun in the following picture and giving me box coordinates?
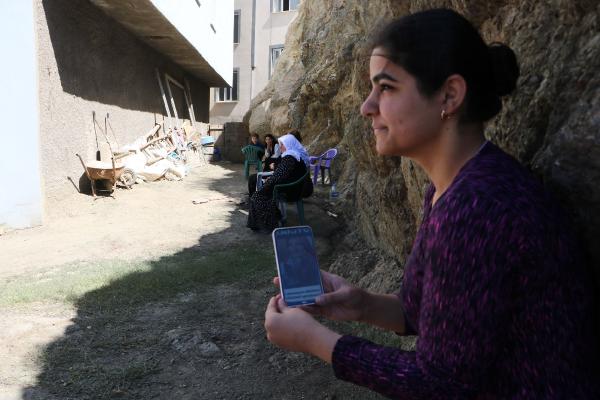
[488,43,520,96]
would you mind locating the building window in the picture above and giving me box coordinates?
[270,46,284,78]
[216,69,239,102]
[272,0,300,13]
[233,10,241,44]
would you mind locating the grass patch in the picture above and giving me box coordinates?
[0,245,274,309]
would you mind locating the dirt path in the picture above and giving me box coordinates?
[0,162,382,399]
[0,162,248,280]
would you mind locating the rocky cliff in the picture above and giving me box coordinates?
[245,1,600,293]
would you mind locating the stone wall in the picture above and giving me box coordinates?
[244,0,600,294]
[219,122,250,163]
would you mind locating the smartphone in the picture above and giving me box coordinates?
[272,226,324,307]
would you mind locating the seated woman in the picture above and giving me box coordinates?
[247,134,311,232]
[262,133,281,171]
[247,131,300,196]
[249,132,265,151]
[247,133,282,196]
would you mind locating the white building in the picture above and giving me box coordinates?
[0,0,233,230]
[209,0,300,125]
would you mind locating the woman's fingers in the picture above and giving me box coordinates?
[266,295,280,315]
[277,295,290,311]
[320,270,345,292]
[319,271,335,292]
[316,288,350,306]
[273,276,280,286]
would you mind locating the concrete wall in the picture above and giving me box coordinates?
[36,0,211,202]
[0,1,44,230]
[253,1,298,99]
[150,0,234,86]
[209,0,298,125]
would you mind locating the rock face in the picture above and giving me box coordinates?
[245,1,600,293]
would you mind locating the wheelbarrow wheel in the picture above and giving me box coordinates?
[78,173,92,195]
[118,168,136,189]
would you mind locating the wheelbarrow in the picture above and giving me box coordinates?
[76,153,125,197]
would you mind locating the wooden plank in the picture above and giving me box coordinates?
[164,73,180,128]
[184,78,197,126]
[155,68,173,129]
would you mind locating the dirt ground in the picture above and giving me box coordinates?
[0,161,250,281]
[0,161,384,400]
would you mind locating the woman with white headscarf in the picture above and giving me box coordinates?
[278,133,310,167]
[247,132,313,232]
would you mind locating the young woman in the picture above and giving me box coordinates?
[247,134,311,232]
[264,9,598,399]
[248,133,281,196]
[262,133,281,171]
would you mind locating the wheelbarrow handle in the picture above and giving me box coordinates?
[75,153,91,179]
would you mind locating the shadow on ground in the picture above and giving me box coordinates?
[22,162,383,400]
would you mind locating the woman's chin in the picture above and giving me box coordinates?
[375,141,394,156]
[374,132,394,156]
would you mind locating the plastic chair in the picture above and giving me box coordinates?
[242,145,264,179]
[199,136,216,164]
[256,171,274,191]
[273,170,309,226]
[187,135,216,164]
[309,148,337,185]
[309,156,321,185]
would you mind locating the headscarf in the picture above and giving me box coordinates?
[278,134,310,166]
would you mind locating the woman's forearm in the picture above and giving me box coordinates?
[306,293,405,364]
[306,325,342,364]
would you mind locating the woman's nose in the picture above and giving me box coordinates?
[360,90,378,118]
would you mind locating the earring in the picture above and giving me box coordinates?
[440,110,450,120]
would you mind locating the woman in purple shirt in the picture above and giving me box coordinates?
[264,8,598,399]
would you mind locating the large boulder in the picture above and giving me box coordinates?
[245,0,600,295]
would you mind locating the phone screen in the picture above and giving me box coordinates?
[272,226,324,307]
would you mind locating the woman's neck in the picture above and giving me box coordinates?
[413,124,486,206]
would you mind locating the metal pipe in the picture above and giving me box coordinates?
[250,0,256,99]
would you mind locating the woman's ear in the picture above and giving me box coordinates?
[441,74,467,116]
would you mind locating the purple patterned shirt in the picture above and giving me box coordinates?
[332,142,598,399]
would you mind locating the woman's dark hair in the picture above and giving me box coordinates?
[264,133,276,151]
[371,9,519,122]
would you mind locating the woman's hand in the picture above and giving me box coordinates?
[314,271,408,332]
[264,294,320,353]
[273,271,368,322]
[264,294,341,363]
[310,270,368,321]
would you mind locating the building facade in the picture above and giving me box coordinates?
[0,0,233,230]
[209,0,300,125]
